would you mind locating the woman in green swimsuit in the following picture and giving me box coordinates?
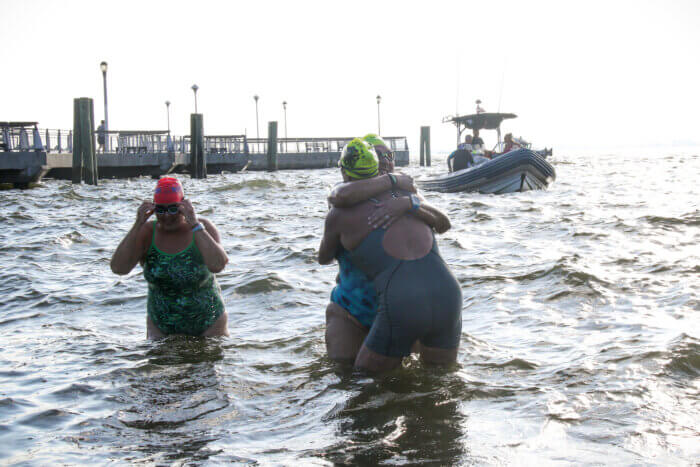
[111,177,229,338]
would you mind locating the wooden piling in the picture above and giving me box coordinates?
[84,98,98,184]
[190,113,206,178]
[425,126,431,166]
[266,121,278,171]
[419,127,425,166]
[419,126,431,167]
[72,97,98,185]
[72,100,82,183]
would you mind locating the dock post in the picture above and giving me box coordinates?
[267,121,278,171]
[72,100,81,183]
[72,97,98,185]
[45,129,50,152]
[86,98,98,184]
[425,126,431,166]
[190,113,206,179]
[419,127,425,166]
[419,126,431,167]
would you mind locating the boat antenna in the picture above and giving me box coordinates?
[497,59,507,113]
[455,54,460,116]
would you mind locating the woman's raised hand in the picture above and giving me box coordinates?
[178,199,198,226]
[136,201,155,226]
[368,197,411,229]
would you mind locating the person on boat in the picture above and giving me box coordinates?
[471,128,495,164]
[471,129,485,149]
[457,134,473,151]
[447,148,474,172]
[324,134,451,362]
[319,139,462,372]
[501,133,521,154]
[447,135,475,172]
[110,177,229,338]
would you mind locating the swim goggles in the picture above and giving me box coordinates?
[154,204,180,215]
[377,149,395,162]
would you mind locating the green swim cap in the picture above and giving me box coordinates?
[363,133,388,148]
[339,138,378,179]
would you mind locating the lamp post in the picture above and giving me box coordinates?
[100,61,109,151]
[254,95,260,139]
[191,85,199,113]
[165,100,173,152]
[376,94,382,135]
[282,101,288,139]
[165,101,171,134]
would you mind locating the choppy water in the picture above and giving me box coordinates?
[1,149,698,465]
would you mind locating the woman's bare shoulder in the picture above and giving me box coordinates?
[139,220,155,239]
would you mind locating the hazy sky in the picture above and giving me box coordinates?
[2,0,699,152]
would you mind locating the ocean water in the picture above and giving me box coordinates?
[0,149,698,465]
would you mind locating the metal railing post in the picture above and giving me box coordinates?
[2,127,11,151]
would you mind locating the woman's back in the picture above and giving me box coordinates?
[340,195,462,360]
[337,191,433,260]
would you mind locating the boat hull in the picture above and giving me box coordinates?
[418,148,555,194]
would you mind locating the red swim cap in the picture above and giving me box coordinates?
[153,177,184,204]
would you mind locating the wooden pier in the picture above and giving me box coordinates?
[0,122,409,187]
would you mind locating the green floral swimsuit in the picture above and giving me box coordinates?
[143,222,225,335]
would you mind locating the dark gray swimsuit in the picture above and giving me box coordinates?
[346,228,462,358]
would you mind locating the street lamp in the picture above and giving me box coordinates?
[165,101,171,134]
[282,101,288,139]
[165,100,173,152]
[376,95,382,135]
[254,95,260,139]
[100,61,109,152]
[191,85,199,113]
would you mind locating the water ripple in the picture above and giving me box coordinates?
[0,151,697,464]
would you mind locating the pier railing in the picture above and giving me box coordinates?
[3,127,409,157]
[0,126,75,153]
[44,128,75,153]
[245,136,409,155]
[181,135,248,155]
[113,131,174,154]
[1,123,48,152]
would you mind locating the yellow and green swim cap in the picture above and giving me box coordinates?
[362,133,388,148]
[339,138,379,179]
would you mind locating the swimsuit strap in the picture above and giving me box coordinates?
[149,220,157,251]
[346,228,395,279]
